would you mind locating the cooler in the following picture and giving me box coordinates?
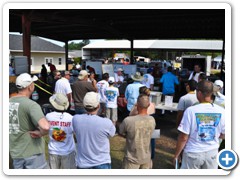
[150,91,162,105]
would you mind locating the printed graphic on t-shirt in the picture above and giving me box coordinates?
[105,90,117,102]
[52,127,66,142]
[195,113,221,142]
[143,74,149,83]
[97,82,105,89]
[9,102,20,134]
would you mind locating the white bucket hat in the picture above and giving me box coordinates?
[49,93,69,111]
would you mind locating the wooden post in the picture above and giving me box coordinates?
[22,13,31,74]
[130,39,134,64]
[65,41,69,70]
[220,40,225,81]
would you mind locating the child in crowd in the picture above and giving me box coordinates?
[105,77,119,126]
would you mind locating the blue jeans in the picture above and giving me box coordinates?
[151,139,155,159]
[75,107,87,114]
[77,163,111,169]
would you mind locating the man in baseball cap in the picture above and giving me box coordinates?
[16,73,38,89]
[72,70,97,114]
[213,79,225,108]
[114,68,124,87]
[72,92,116,169]
[10,73,50,169]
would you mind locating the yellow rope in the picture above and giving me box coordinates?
[37,79,51,87]
[34,83,53,95]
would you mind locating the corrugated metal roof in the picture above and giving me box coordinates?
[83,40,223,51]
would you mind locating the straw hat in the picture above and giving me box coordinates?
[131,72,143,82]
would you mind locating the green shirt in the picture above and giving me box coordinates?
[9,96,45,159]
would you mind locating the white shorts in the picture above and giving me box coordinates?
[181,149,218,169]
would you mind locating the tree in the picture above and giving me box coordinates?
[65,39,90,50]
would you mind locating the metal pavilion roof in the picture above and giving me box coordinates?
[83,40,223,51]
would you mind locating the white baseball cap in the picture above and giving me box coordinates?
[83,92,99,109]
[108,76,115,83]
[16,73,38,89]
[117,68,123,72]
[214,80,224,88]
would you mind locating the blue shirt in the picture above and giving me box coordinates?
[160,72,179,95]
[72,114,116,168]
[125,82,144,111]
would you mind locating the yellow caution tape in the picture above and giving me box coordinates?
[34,83,53,95]
[37,79,51,87]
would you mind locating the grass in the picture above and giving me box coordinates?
[44,112,178,169]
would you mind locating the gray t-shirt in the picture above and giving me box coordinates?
[72,114,116,168]
[177,93,199,111]
[119,115,155,164]
[72,80,96,108]
[9,96,45,159]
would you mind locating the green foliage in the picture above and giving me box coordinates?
[73,57,81,65]
[65,40,90,50]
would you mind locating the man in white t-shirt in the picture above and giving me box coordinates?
[55,71,72,104]
[188,64,203,83]
[46,93,76,169]
[141,68,154,90]
[72,92,116,169]
[96,73,109,116]
[176,80,198,127]
[105,77,119,126]
[213,80,225,108]
[174,80,225,169]
[114,68,124,87]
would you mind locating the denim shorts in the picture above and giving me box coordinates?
[77,163,111,169]
[13,153,49,169]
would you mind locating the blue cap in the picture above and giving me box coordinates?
[147,68,153,73]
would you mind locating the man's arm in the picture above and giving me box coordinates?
[118,119,126,138]
[173,132,189,165]
[67,93,72,104]
[29,117,50,138]
[176,110,184,128]
[219,133,225,139]
[150,84,154,91]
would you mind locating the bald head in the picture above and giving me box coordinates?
[137,94,150,109]
[196,80,213,97]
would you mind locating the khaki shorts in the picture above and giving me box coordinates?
[106,108,118,122]
[122,157,151,169]
[49,151,76,169]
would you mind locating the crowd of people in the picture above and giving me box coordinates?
[9,62,225,169]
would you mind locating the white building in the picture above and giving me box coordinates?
[9,34,66,73]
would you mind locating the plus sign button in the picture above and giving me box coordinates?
[217,149,238,170]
